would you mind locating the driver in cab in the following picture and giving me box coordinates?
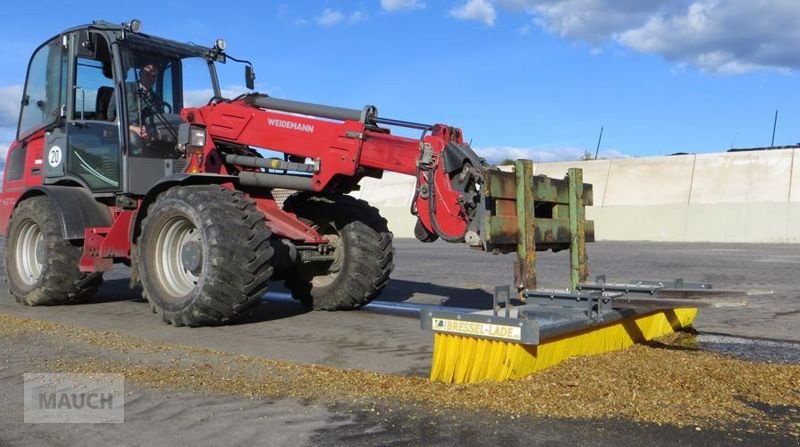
[127,63,159,141]
[106,62,164,154]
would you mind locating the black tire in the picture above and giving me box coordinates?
[136,185,273,326]
[5,196,102,305]
[283,194,394,310]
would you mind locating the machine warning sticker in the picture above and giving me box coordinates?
[431,318,522,341]
[48,146,62,168]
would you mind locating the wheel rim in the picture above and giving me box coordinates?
[153,215,202,301]
[14,220,44,286]
[308,223,343,288]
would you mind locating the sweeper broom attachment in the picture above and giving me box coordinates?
[421,161,745,384]
[422,280,743,383]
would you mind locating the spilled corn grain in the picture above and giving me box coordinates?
[1,314,798,431]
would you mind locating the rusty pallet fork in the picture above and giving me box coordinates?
[421,160,746,384]
[479,160,592,294]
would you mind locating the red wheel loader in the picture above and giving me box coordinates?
[0,19,595,328]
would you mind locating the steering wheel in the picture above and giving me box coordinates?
[153,100,172,114]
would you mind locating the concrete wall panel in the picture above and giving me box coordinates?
[787,203,800,241]
[684,203,789,242]
[790,149,800,203]
[379,206,416,238]
[355,172,415,207]
[603,156,695,206]
[690,150,793,204]
[589,206,687,241]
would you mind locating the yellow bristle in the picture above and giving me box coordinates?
[430,308,698,384]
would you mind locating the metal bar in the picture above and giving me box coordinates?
[568,168,588,289]
[579,280,713,294]
[627,279,713,290]
[493,285,512,317]
[515,160,537,293]
[579,283,661,294]
[373,117,432,131]
[526,289,609,301]
[610,297,718,309]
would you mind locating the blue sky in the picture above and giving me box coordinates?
[2,0,800,164]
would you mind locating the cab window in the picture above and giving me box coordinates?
[73,57,115,120]
[18,39,66,139]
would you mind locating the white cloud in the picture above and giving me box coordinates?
[381,0,425,12]
[0,85,22,129]
[617,0,800,74]
[0,135,12,184]
[316,9,366,26]
[0,139,10,161]
[475,145,629,163]
[448,0,800,73]
[450,0,497,26]
[277,3,290,20]
[514,0,673,42]
[0,86,20,179]
[349,11,366,24]
[318,9,345,26]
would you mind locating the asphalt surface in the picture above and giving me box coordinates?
[1,239,799,446]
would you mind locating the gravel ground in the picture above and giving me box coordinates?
[1,315,797,446]
[1,239,799,446]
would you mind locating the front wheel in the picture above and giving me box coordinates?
[283,194,394,310]
[137,185,274,326]
[5,196,102,305]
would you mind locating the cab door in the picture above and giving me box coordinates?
[63,31,122,192]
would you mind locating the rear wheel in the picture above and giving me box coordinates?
[5,196,102,305]
[137,185,274,326]
[283,194,394,310]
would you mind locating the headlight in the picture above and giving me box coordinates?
[127,19,142,33]
[178,123,207,149]
[189,126,206,147]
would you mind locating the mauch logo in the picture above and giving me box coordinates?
[267,118,315,133]
[24,373,124,423]
[39,391,114,410]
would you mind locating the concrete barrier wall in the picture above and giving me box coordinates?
[790,152,800,241]
[355,148,800,243]
[352,172,417,238]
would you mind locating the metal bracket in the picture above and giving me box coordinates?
[422,277,750,346]
[578,275,713,294]
[524,288,615,323]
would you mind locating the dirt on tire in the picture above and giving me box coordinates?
[283,194,394,310]
[5,195,102,305]
[137,185,273,326]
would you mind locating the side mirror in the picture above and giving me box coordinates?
[245,65,255,90]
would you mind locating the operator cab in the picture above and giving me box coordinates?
[16,20,226,195]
